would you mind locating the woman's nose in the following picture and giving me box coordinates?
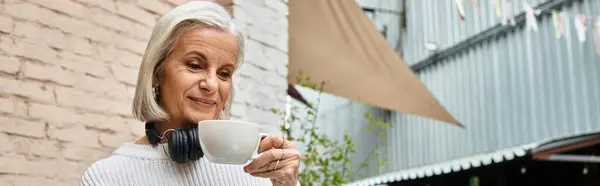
[199,73,218,93]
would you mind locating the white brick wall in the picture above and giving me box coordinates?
[232,0,288,136]
[0,0,288,185]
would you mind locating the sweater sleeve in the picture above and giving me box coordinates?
[79,166,103,186]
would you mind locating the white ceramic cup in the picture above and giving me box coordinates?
[197,120,267,165]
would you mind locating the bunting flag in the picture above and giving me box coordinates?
[472,0,479,9]
[494,0,502,17]
[457,0,466,21]
[594,16,600,55]
[472,0,481,15]
[501,0,516,26]
[450,0,598,56]
[574,14,588,43]
[553,11,566,39]
[524,2,538,32]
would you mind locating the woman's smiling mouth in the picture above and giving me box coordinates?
[188,96,217,108]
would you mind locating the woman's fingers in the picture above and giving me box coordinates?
[257,136,291,153]
[249,161,299,184]
[245,148,298,173]
[253,158,296,174]
[246,136,301,185]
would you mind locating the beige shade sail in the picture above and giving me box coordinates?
[288,0,461,125]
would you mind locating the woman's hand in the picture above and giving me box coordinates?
[244,136,301,186]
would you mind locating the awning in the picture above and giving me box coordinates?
[288,84,310,106]
[345,131,600,186]
[216,0,233,15]
[288,0,460,125]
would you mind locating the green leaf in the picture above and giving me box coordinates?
[370,152,377,159]
[280,74,394,185]
[368,124,375,131]
[360,162,368,168]
[364,112,370,118]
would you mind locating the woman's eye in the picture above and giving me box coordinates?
[186,63,201,69]
[218,71,231,77]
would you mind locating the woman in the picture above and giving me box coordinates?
[79,1,301,186]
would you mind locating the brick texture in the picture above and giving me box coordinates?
[232,0,288,136]
[0,0,288,185]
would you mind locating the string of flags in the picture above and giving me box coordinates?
[457,0,466,21]
[595,18,600,55]
[455,0,600,56]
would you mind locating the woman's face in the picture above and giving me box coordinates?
[158,26,238,124]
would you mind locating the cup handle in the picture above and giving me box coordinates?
[249,133,269,160]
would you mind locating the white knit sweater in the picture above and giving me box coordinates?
[79,143,273,186]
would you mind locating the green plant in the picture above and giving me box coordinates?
[272,71,392,186]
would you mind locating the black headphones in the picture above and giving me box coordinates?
[145,122,204,163]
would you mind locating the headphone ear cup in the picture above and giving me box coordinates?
[187,128,195,161]
[168,130,179,163]
[180,128,189,162]
[171,129,186,163]
[145,122,159,145]
[189,128,202,161]
[177,128,187,163]
[166,127,202,163]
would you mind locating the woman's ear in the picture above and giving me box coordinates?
[153,61,166,85]
[153,86,160,101]
[153,73,161,85]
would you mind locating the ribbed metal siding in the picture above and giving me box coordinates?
[290,85,389,180]
[355,0,403,50]
[388,0,600,172]
[403,0,556,66]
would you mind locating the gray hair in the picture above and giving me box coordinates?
[132,1,244,122]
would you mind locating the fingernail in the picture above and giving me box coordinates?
[244,166,252,173]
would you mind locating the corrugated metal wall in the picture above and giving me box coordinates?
[290,85,389,180]
[402,0,561,66]
[389,0,600,172]
[357,0,403,51]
